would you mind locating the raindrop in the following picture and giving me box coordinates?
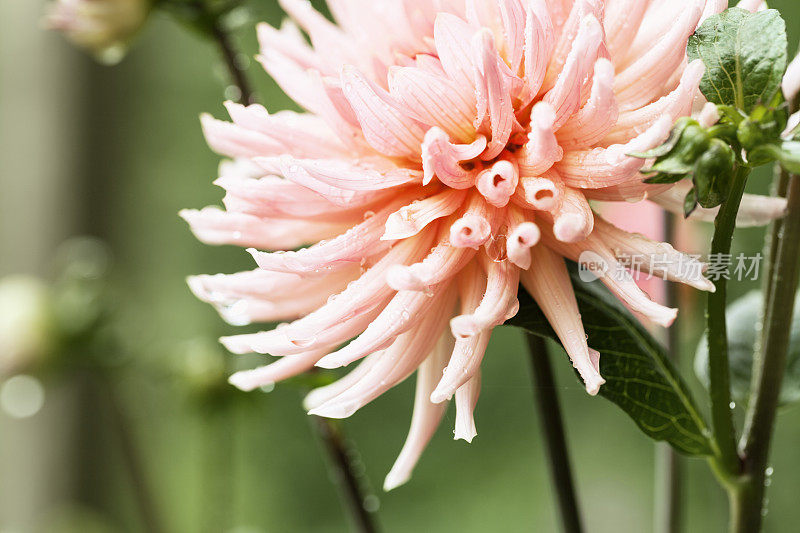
[729,402,736,409]
[259,382,275,393]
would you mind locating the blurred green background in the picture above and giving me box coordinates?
[2,1,800,531]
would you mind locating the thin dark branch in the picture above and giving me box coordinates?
[98,377,165,533]
[210,19,255,104]
[525,334,584,533]
[310,416,381,533]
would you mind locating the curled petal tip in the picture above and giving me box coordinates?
[219,335,255,354]
[454,429,477,443]
[308,401,356,419]
[584,375,605,396]
[553,213,590,243]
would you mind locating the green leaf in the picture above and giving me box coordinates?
[684,187,699,218]
[643,172,687,185]
[510,268,713,456]
[688,8,788,112]
[695,290,800,407]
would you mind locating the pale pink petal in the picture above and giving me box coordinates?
[473,29,517,160]
[389,66,477,142]
[421,128,486,188]
[383,189,468,240]
[180,207,347,250]
[228,348,330,391]
[383,333,453,491]
[548,186,595,243]
[557,58,619,150]
[517,102,564,177]
[454,372,481,442]
[341,65,427,160]
[387,227,477,291]
[557,116,672,188]
[450,257,520,338]
[783,52,800,102]
[434,12,478,90]
[613,2,703,111]
[604,60,704,145]
[505,206,541,269]
[476,157,520,207]
[649,181,788,227]
[450,193,494,248]
[519,246,604,395]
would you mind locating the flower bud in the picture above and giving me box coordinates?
[693,139,735,209]
[44,0,152,64]
[0,276,54,378]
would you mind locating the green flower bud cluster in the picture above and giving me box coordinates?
[632,94,800,217]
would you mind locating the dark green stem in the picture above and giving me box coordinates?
[525,334,584,533]
[706,165,751,476]
[310,416,381,533]
[209,18,254,105]
[97,376,165,533]
[654,212,683,533]
[733,172,800,532]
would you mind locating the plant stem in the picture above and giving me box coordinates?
[97,376,165,533]
[733,172,800,531]
[654,212,683,533]
[209,15,254,104]
[525,334,584,533]
[311,416,381,533]
[706,165,751,476]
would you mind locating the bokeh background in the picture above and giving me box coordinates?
[2,1,800,531]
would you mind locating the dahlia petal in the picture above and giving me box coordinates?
[248,194,419,274]
[513,170,565,212]
[389,66,476,142]
[604,0,652,61]
[271,234,436,349]
[450,194,494,249]
[543,230,678,327]
[454,372,481,442]
[697,102,721,128]
[220,300,383,356]
[700,1,728,25]
[256,20,321,72]
[217,176,370,221]
[387,228,477,291]
[200,114,284,159]
[383,333,453,491]
[473,29,516,160]
[649,182,788,227]
[783,52,800,102]
[421,128,486,188]
[613,2,703,111]
[316,283,454,369]
[517,102,564,177]
[434,12,478,90]
[604,60,704,145]
[519,0,555,104]
[505,206,541,269]
[310,288,456,418]
[519,246,604,395]
[450,257,520,338]
[228,348,330,391]
[383,189,468,241]
[180,207,346,250]
[271,155,422,192]
[341,65,427,160]
[557,116,672,188]
[542,0,602,93]
[592,216,715,292]
[497,0,526,73]
[476,158,519,207]
[549,186,594,243]
[542,15,604,129]
[737,0,766,12]
[303,353,381,411]
[557,58,619,150]
[222,101,348,158]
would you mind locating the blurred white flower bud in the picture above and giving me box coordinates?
[0,276,54,378]
[44,0,152,64]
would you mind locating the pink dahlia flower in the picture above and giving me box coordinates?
[183,0,783,489]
